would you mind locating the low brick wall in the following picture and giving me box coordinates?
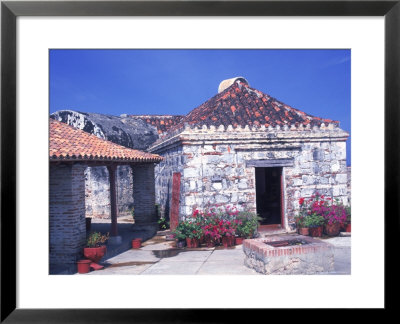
[243,235,334,274]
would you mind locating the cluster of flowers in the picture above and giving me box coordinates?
[296,193,349,228]
[173,205,259,243]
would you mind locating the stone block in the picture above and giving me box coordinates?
[183,167,200,178]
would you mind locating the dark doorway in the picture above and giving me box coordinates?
[255,167,282,225]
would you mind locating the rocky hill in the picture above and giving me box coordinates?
[50,110,159,151]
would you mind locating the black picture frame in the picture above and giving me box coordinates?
[1,0,397,322]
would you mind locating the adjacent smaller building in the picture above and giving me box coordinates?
[49,119,162,273]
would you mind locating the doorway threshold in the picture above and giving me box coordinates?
[258,224,287,237]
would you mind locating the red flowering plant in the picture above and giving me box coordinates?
[296,193,347,227]
[172,217,203,240]
[294,197,308,228]
[219,219,236,237]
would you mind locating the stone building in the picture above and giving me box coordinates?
[149,77,349,231]
[49,119,162,273]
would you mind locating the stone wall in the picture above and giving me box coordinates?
[50,163,86,272]
[154,144,185,219]
[347,166,351,203]
[150,124,349,230]
[85,166,134,220]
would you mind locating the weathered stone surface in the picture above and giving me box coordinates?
[243,235,334,275]
[151,125,349,229]
[51,110,159,150]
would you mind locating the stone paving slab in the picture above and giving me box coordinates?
[141,261,204,275]
[106,250,161,263]
[157,250,212,262]
[318,237,351,247]
[86,263,154,275]
[206,246,245,261]
[197,260,259,275]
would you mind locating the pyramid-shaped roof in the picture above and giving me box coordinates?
[180,78,338,129]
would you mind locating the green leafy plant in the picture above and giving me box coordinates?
[86,231,109,248]
[303,213,325,228]
[172,219,203,240]
[235,211,260,239]
[130,207,135,221]
[158,217,169,230]
[345,206,351,224]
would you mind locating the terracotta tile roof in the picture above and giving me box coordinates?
[128,115,184,134]
[49,118,163,162]
[180,80,339,129]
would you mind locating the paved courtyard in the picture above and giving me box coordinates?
[78,233,351,275]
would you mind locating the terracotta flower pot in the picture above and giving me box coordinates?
[345,223,351,232]
[309,226,323,237]
[324,223,341,236]
[199,235,205,244]
[186,237,199,248]
[298,227,309,236]
[83,246,106,264]
[205,236,216,247]
[77,259,91,274]
[235,237,244,245]
[222,236,234,248]
[132,238,142,249]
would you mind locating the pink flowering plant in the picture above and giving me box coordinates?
[295,193,348,227]
[188,204,259,243]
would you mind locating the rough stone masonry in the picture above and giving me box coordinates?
[149,77,349,231]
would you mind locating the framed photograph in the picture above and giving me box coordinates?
[1,0,397,321]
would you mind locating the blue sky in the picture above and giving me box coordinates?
[49,49,351,165]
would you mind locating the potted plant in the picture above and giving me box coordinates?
[323,199,347,236]
[220,220,236,248]
[202,217,222,247]
[344,206,351,232]
[235,211,259,242]
[157,217,169,231]
[172,223,187,248]
[305,214,325,237]
[295,198,309,235]
[184,220,203,248]
[173,220,203,248]
[83,231,109,265]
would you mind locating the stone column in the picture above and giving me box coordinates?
[131,163,157,224]
[49,163,86,274]
[107,165,122,245]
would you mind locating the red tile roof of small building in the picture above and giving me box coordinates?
[49,118,163,162]
[128,115,184,134]
[180,79,339,129]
